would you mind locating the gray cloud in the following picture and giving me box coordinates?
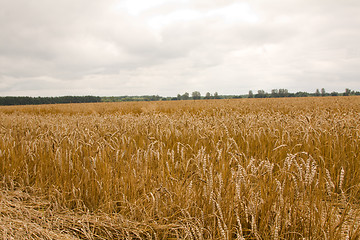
[0,0,359,97]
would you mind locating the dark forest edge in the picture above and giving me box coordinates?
[0,88,359,106]
[0,96,101,106]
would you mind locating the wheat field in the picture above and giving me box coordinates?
[1,97,360,239]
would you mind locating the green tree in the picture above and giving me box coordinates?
[204,92,212,99]
[255,90,267,98]
[295,91,309,97]
[279,89,289,97]
[192,91,201,100]
[214,92,220,99]
[271,89,279,98]
[344,88,351,96]
[182,92,190,100]
[248,90,254,98]
[321,88,326,96]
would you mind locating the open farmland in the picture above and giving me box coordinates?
[1,97,360,239]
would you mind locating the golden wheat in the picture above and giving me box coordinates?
[0,96,360,239]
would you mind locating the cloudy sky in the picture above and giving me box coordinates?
[0,0,359,97]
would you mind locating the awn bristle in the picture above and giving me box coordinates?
[0,97,360,239]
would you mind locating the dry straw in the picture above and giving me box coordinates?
[0,97,360,239]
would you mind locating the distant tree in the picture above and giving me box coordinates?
[278,89,289,97]
[248,90,254,98]
[192,91,201,100]
[177,94,181,100]
[146,95,161,101]
[295,91,309,97]
[214,92,220,99]
[315,89,321,96]
[255,90,267,98]
[182,92,190,100]
[321,88,326,96]
[344,88,351,96]
[0,96,101,106]
[204,92,212,99]
[288,93,295,97]
[271,89,279,98]
[330,91,338,96]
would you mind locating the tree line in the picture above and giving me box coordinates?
[175,91,222,100]
[247,88,360,98]
[102,92,224,102]
[174,88,360,100]
[1,88,359,106]
[0,96,101,106]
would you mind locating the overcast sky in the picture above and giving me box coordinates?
[0,0,359,97]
